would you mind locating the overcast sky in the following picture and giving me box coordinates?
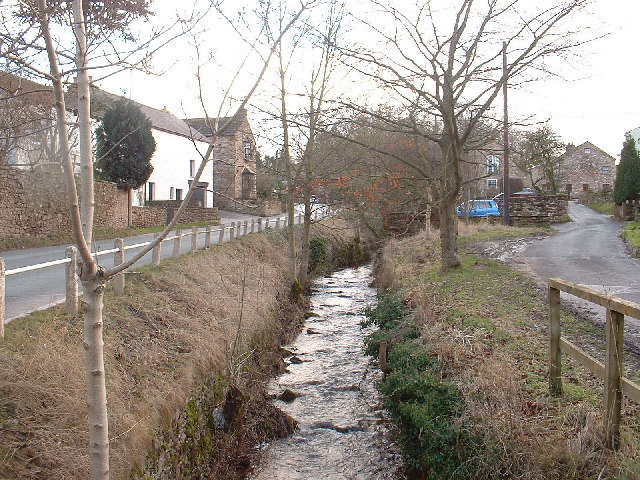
[101,0,638,159]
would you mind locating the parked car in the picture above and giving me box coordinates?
[457,199,501,217]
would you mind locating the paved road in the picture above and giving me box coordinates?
[519,202,640,328]
[0,209,292,321]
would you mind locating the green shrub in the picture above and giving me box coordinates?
[362,292,416,356]
[309,237,330,274]
[378,341,481,479]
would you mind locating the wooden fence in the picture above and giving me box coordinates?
[548,278,640,450]
[0,209,332,338]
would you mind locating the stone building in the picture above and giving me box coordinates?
[185,109,258,210]
[554,141,616,198]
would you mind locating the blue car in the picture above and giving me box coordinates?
[456,199,501,217]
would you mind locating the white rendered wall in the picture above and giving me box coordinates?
[132,130,212,207]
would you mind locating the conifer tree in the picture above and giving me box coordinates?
[96,99,156,189]
[613,136,640,205]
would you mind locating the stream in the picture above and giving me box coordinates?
[248,265,403,479]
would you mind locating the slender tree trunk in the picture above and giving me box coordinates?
[81,276,109,480]
[297,198,312,286]
[438,197,460,269]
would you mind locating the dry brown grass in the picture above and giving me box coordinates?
[377,228,639,479]
[0,233,296,479]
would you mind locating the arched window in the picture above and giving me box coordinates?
[487,154,500,174]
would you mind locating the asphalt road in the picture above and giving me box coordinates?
[519,202,640,328]
[0,209,293,321]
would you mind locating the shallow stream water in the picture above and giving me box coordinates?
[248,265,402,480]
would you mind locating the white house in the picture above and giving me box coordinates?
[65,85,213,208]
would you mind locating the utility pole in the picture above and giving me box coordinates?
[502,41,510,226]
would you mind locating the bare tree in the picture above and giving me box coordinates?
[512,126,566,194]
[342,0,590,269]
[2,0,310,477]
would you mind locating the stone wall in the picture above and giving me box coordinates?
[497,194,569,226]
[0,166,128,239]
[132,202,220,228]
[224,198,284,217]
[614,200,640,221]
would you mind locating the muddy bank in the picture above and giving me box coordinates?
[0,220,365,479]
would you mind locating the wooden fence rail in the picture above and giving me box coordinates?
[0,208,331,337]
[548,277,640,450]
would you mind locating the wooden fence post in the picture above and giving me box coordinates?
[257,218,263,232]
[0,258,5,339]
[548,285,562,396]
[243,221,248,235]
[298,213,302,225]
[114,239,125,294]
[251,219,255,233]
[152,233,161,267]
[236,222,241,237]
[173,230,182,256]
[604,308,624,450]
[276,217,281,229]
[205,226,212,248]
[218,226,225,244]
[229,223,235,241]
[283,216,288,228]
[191,226,198,252]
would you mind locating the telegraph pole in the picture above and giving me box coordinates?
[502,41,510,226]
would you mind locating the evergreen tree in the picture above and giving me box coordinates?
[95,99,156,189]
[613,136,640,205]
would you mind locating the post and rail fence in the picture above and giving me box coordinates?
[548,278,640,450]
[0,208,325,338]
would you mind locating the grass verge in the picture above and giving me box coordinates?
[368,227,640,479]
[624,222,640,249]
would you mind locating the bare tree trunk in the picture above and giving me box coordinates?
[297,198,312,286]
[438,198,460,270]
[81,276,109,480]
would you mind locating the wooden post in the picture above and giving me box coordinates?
[243,221,248,235]
[250,219,255,233]
[173,229,182,256]
[152,233,161,267]
[205,226,212,248]
[604,308,624,450]
[264,218,269,230]
[283,216,288,228]
[114,239,125,293]
[236,222,242,237]
[378,341,390,373]
[229,222,235,241]
[191,226,198,252]
[276,217,281,229]
[258,218,263,232]
[298,213,302,224]
[549,285,562,396]
[218,226,225,244]
[0,258,5,339]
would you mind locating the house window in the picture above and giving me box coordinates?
[189,160,195,177]
[487,155,499,174]
[584,147,591,154]
[244,140,252,159]
[487,178,498,187]
[169,187,174,199]
[175,188,183,201]
[601,166,610,173]
[148,182,155,201]
[582,183,589,191]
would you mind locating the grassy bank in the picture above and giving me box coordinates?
[624,222,640,250]
[0,219,362,479]
[368,223,640,479]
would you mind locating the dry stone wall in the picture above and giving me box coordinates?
[497,195,569,226]
[0,166,128,239]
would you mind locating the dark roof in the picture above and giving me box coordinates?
[184,108,249,138]
[0,72,54,108]
[65,84,209,142]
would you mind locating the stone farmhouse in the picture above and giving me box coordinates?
[554,141,616,198]
[185,110,258,210]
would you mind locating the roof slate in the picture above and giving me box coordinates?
[65,84,209,142]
